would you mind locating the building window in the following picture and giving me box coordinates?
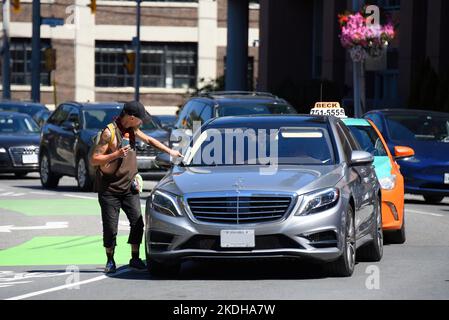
[0,38,51,86]
[95,41,197,89]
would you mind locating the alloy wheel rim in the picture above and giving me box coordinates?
[77,159,86,187]
[376,203,383,255]
[346,214,355,270]
[40,156,49,183]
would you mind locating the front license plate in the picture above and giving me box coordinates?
[22,154,38,164]
[445,173,449,185]
[220,230,255,248]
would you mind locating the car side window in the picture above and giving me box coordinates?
[335,124,352,161]
[339,122,361,151]
[186,101,206,129]
[365,113,384,134]
[199,104,213,123]
[175,102,194,129]
[48,104,70,126]
[67,107,80,128]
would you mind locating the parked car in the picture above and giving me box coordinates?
[0,101,49,118]
[33,109,52,127]
[342,118,415,244]
[39,102,169,191]
[364,109,449,203]
[153,115,177,130]
[170,91,297,150]
[0,112,40,177]
[146,115,382,277]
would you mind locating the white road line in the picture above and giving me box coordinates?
[5,268,131,300]
[30,191,58,196]
[63,194,97,200]
[406,209,444,217]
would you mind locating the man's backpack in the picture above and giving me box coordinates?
[88,123,117,168]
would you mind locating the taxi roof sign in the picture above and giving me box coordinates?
[314,102,341,109]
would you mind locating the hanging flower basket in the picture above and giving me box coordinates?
[338,11,395,62]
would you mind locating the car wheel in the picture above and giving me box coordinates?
[14,172,28,178]
[76,157,93,192]
[325,206,356,277]
[358,196,383,262]
[145,247,180,278]
[385,215,406,244]
[424,195,444,204]
[40,153,60,189]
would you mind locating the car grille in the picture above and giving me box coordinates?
[187,196,293,224]
[8,146,39,167]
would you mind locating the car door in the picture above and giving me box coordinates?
[338,122,376,238]
[58,106,80,175]
[45,104,71,172]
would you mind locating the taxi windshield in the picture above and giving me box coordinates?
[185,125,335,166]
[385,113,449,142]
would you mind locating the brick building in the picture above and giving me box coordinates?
[0,0,260,113]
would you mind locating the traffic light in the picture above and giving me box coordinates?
[124,52,136,75]
[43,48,56,72]
[11,0,21,13]
[89,0,96,14]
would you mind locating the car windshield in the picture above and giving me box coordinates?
[385,113,449,142]
[347,125,387,156]
[0,115,40,134]
[0,104,45,117]
[185,125,335,166]
[217,103,297,117]
[82,108,122,130]
[140,118,159,130]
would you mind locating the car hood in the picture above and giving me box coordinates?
[0,134,40,148]
[157,164,345,196]
[141,128,169,141]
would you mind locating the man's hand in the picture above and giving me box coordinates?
[116,145,131,158]
[169,149,183,158]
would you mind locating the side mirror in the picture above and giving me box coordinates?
[155,153,173,169]
[394,146,415,159]
[350,151,374,166]
[62,121,77,132]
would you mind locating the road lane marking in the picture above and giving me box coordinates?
[30,191,58,196]
[406,209,444,217]
[63,194,97,200]
[0,222,69,233]
[5,268,131,300]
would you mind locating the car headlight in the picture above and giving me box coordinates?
[379,175,397,190]
[0,148,6,153]
[296,188,340,216]
[150,190,183,217]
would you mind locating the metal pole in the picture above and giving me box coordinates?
[134,0,141,102]
[31,0,41,102]
[2,0,11,99]
[352,0,365,118]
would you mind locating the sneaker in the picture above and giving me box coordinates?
[129,258,146,271]
[105,260,116,274]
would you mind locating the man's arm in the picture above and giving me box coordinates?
[91,128,129,166]
[135,128,182,157]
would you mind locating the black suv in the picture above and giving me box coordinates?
[39,102,169,191]
[170,91,297,147]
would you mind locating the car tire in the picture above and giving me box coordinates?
[325,206,356,277]
[76,156,93,192]
[423,195,444,204]
[385,215,406,244]
[14,172,28,178]
[358,196,383,262]
[145,246,180,278]
[39,152,60,189]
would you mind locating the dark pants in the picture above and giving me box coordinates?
[98,191,144,249]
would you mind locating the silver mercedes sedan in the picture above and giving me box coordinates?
[145,115,382,277]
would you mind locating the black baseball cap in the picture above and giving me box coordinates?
[122,101,151,124]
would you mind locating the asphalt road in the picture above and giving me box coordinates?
[0,173,448,300]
